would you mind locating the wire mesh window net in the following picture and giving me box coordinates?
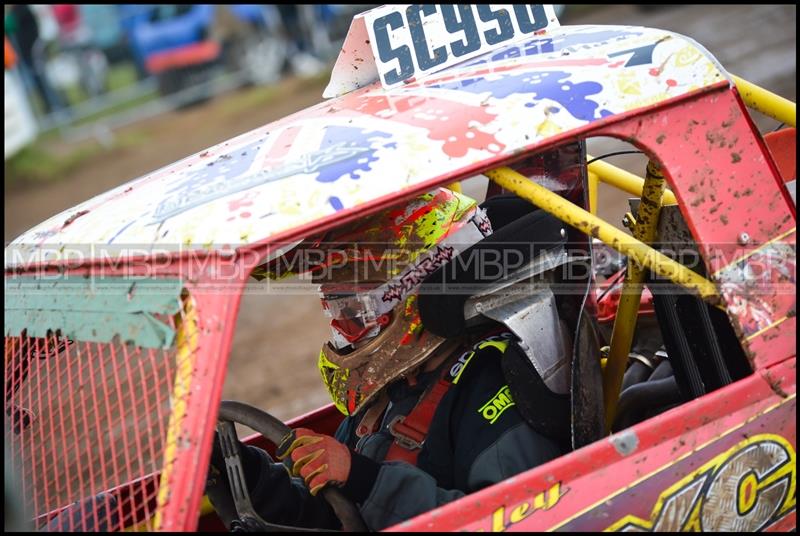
[4,302,193,532]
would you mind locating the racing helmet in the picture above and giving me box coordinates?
[310,188,493,416]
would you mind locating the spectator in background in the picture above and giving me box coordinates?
[51,4,80,39]
[117,4,154,80]
[5,34,16,69]
[50,4,111,98]
[5,4,63,115]
[210,4,260,72]
[274,5,326,76]
[79,4,134,67]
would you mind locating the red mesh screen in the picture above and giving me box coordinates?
[4,310,187,531]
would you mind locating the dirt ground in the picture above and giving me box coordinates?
[5,5,796,422]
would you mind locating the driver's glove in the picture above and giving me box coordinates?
[206,431,346,528]
[276,427,352,496]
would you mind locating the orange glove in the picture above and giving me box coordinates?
[277,428,352,496]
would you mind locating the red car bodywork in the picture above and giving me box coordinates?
[194,82,796,532]
[4,12,795,532]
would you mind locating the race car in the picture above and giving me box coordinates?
[4,4,795,532]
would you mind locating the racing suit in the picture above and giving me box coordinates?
[225,332,564,530]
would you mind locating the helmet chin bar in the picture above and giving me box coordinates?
[462,247,584,395]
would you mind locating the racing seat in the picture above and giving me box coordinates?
[418,194,604,452]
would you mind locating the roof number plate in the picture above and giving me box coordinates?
[365,4,561,90]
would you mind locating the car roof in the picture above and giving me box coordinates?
[6,24,727,268]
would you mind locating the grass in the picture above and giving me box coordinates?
[5,69,330,191]
[4,130,146,190]
[5,143,98,188]
[49,62,160,131]
[62,63,141,107]
[106,64,140,92]
[216,83,281,117]
[68,89,159,130]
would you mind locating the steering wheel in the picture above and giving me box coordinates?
[213,400,367,532]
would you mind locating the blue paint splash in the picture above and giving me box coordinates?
[168,138,262,197]
[328,196,344,211]
[462,29,643,70]
[315,126,393,183]
[433,70,613,121]
[107,219,137,244]
[151,137,266,222]
[425,29,643,121]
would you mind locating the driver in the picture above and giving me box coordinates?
[205,188,564,530]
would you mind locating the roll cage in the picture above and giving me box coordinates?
[4,15,795,532]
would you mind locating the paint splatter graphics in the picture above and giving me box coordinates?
[432,69,613,121]
[315,126,394,182]
[151,126,394,223]
[9,25,724,262]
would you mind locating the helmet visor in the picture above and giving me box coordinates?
[321,293,392,348]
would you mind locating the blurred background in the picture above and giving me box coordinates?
[4,5,365,166]
[4,5,796,421]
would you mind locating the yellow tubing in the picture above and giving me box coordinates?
[732,74,796,128]
[603,161,666,431]
[484,166,719,301]
[446,181,462,194]
[587,157,677,206]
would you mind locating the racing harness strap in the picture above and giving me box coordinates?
[357,334,511,465]
[384,334,509,465]
[385,366,454,465]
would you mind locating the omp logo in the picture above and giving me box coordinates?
[606,434,796,532]
[479,385,515,424]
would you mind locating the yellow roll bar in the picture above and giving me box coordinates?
[446,181,463,194]
[586,157,677,215]
[484,166,719,301]
[732,74,796,128]
[602,161,666,430]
